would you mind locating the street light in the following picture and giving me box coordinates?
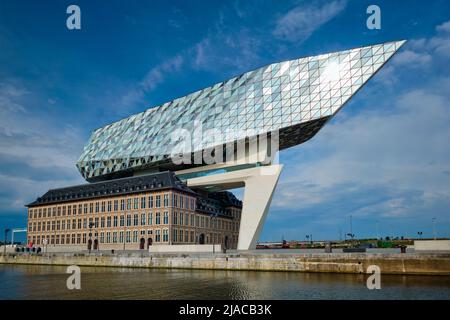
[4,228,10,255]
[210,213,218,253]
[88,222,94,254]
[417,231,423,239]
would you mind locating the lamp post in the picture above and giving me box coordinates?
[417,231,423,239]
[3,228,10,255]
[210,213,218,253]
[123,221,126,251]
[88,222,94,254]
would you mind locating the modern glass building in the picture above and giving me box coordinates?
[77,41,405,182]
[27,41,405,251]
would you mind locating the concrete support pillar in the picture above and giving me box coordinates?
[186,164,283,250]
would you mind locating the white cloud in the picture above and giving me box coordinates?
[273,0,347,43]
[402,20,450,60]
[120,55,184,108]
[0,80,85,212]
[436,20,450,33]
[192,28,262,72]
[272,88,450,220]
[392,49,432,67]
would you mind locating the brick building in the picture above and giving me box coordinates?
[26,171,241,251]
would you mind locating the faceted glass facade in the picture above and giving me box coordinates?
[77,41,405,181]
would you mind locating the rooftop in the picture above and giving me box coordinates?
[26,171,195,207]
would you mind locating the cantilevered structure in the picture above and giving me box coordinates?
[36,41,405,251]
[77,41,405,182]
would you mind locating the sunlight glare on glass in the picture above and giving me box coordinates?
[321,61,341,83]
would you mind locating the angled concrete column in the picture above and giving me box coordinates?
[186,164,283,250]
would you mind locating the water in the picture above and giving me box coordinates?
[0,264,449,300]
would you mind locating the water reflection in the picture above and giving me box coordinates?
[0,265,449,300]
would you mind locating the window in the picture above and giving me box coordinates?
[173,229,178,242]
[148,212,153,225]
[67,206,71,215]
[89,203,93,214]
[107,201,112,212]
[133,230,138,243]
[164,194,169,207]
[107,216,111,228]
[173,194,178,207]
[133,198,139,210]
[127,199,131,210]
[101,217,105,228]
[83,204,87,214]
[148,196,153,208]
[62,206,66,216]
[163,229,168,242]
[141,213,146,226]
[163,212,168,224]
[126,231,131,243]
[141,197,146,209]
[114,200,118,211]
[95,202,99,213]
[179,230,184,243]
[133,214,139,226]
[119,231,124,243]
[100,232,105,243]
[82,233,87,244]
[173,212,178,225]
[101,201,106,213]
[180,196,184,209]
[113,216,118,227]
[155,212,161,225]
[120,215,124,227]
[126,215,131,226]
[191,214,195,227]
[180,212,184,226]
[185,213,189,226]
[120,199,125,211]
[155,229,161,242]
[78,204,82,215]
[156,195,161,208]
[112,232,117,243]
[56,220,60,230]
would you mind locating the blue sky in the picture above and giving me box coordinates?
[1,0,450,242]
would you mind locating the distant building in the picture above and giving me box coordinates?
[26,172,241,250]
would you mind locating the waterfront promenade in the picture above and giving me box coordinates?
[1,250,449,276]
